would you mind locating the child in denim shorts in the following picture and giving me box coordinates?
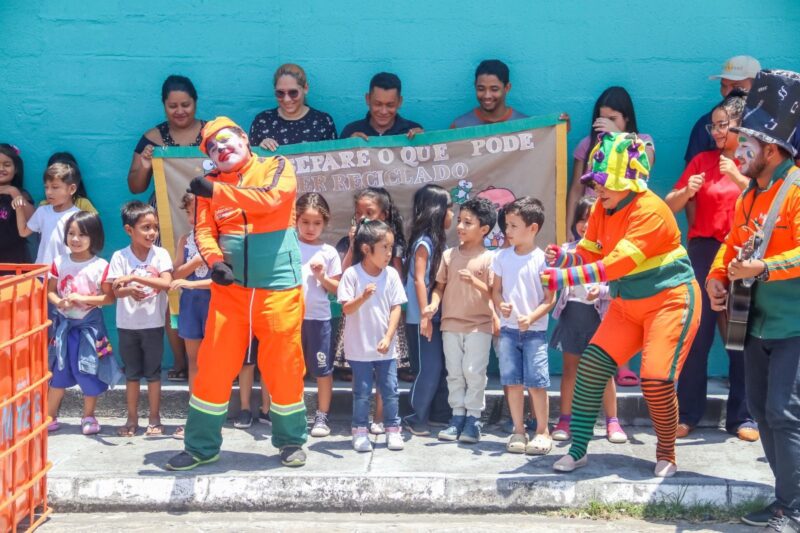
[491,197,556,456]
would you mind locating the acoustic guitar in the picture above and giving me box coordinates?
[724,229,762,351]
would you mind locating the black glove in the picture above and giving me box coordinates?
[189,176,215,198]
[211,261,235,286]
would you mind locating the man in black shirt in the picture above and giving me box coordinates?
[340,72,423,140]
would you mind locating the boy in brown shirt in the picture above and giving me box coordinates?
[424,197,497,443]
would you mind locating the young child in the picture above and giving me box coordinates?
[43,152,97,213]
[0,143,33,264]
[170,193,212,439]
[106,201,173,437]
[334,187,409,434]
[47,211,118,435]
[402,184,454,437]
[494,208,537,434]
[491,197,556,455]
[13,162,81,266]
[338,220,407,452]
[424,197,497,443]
[296,192,342,438]
[549,197,626,444]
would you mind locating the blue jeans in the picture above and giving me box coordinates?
[349,359,400,429]
[405,322,451,425]
[678,238,753,431]
[497,327,550,388]
[744,335,800,514]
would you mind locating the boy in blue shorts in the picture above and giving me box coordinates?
[491,197,555,455]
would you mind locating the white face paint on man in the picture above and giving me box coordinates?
[735,132,763,175]
[206,128,250,172]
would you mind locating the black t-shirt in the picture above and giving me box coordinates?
[340,113,422,138]
[133,120,207,154]
[0,191,32,263]
[248,107,337,147]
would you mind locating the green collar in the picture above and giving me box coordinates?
[607,191,638,215]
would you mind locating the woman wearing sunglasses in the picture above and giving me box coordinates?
[665,89,757,444]
[249,63,338,151]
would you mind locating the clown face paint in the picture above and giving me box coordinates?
[735,133,763,175]
[206,128,250,172]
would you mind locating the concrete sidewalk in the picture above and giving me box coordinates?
[47,416,773,513]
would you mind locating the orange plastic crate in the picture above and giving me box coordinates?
[0,264,52,533]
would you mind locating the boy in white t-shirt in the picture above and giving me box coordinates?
[106,201,173,437]
[491,197,556,456]
[14,162,80,265]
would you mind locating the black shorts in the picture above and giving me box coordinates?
[118,327,164,382]
[242,338,259,366]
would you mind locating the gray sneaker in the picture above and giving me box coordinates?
[742,502,780,527]
[762,513,800,532]
[458,416,482,444]
[438,415,465,441]
[233,409,253,429]
[310,411,331,437]
[279,445,306,467]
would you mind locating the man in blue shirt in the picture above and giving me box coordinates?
[684,56,760,166]
[340,72,423,140]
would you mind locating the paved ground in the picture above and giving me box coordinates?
[47,416,773,513]
[37,511,753,532]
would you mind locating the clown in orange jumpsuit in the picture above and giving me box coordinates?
[167,117,307,470]
[543,133,701,478]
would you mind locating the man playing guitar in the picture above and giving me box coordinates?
[706,70,800,530]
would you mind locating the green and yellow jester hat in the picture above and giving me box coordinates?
[579,132,651,193]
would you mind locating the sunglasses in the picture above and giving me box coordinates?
[275,89,301,100]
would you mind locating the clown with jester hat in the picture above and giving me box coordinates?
[543,132,701,477]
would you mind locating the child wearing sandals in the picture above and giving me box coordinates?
[491,197,556,455]
[549,197,627,444]
[170,193,212,439]
[107,201,173,437]
[47,211,118,435]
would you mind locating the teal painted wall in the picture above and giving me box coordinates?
[3,1,800,375]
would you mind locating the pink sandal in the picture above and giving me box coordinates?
[81,416,101,435]
[615,368,640,387]
[47,418,61,432]
[606,418,628,443]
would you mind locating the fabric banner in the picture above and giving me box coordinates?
[152,114,568,268]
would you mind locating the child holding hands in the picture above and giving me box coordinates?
[107,201,173,437]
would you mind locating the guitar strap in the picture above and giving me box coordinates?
[745,168,800,287]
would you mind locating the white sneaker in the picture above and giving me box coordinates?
[386,427,404,450]
[369,422,385,435]
[654,460,677,478]
[352,427,372,452]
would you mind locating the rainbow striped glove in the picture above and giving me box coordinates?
[541,262,607,292]
[546,244,582,268]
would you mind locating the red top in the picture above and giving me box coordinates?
[673,150,741,242]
